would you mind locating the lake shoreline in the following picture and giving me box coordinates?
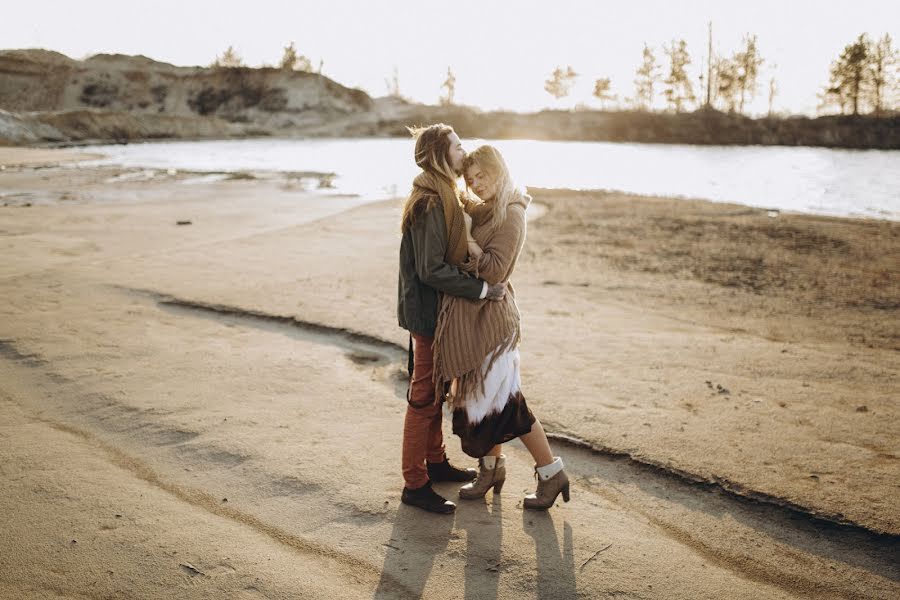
[3,143,899,222]
[3,104,899,150]
[50,138,900,222]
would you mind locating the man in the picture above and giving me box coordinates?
[397,123,505,513]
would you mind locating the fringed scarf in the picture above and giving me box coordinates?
[409,171,468,266]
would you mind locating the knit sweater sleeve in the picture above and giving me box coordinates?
[470,205,526,285]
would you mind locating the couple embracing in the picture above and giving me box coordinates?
[397,123,570,514]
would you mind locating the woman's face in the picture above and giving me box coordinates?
[465,163,497,201]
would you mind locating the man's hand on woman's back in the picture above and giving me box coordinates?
[486,282,507,301]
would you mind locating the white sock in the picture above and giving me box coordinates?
[482,454,503,469]
[536,457,564,481]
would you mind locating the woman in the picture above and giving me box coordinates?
[432,145,570,510]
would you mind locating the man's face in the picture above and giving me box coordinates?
[447,132,466,175]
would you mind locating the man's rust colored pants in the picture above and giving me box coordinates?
[401,333,446,489]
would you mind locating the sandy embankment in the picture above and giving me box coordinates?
[1,150,898,599]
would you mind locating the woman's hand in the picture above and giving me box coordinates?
[460,191,479,212]
[467,240,484,259]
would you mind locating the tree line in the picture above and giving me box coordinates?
[448,31,895,117]
[822,34,896,115]
[209,33,897,117]
[533,31,897,116]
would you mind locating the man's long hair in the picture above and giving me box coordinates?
[400,123,459,233]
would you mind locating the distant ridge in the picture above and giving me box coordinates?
[0,49,897,148]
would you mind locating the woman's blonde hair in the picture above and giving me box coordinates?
[400,123,459,232]
[463,145,523,234]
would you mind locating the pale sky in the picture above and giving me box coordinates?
[3,0,898,115]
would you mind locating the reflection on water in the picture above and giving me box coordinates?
[84,138,900,220]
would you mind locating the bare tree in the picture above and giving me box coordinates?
[868,34,897,114]
[544,66,578,100]
[440,67,456,106]
[386,66,402,98]
[768,76,778,117]
[634,43,660,110]
[715,57,740,112]
[663,39,696,112]
[735,34,764,113]
[593,78,616,109]
[704,22,714,107]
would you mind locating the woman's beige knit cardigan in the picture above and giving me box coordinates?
[433,193,531,407]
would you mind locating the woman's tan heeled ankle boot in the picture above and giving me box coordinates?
[459,455,506,499]
[523,462,570,510]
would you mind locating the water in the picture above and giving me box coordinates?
[83,138,900,220]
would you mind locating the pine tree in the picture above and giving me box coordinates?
[715,57,739,113]
[280,43,298,70]
[868,33,897,114]
[440,67,456,106]
[735,34,764,114]
[634,44,660,110]
[544,66,578,100]
[280,42,313,72]
[213,46,243,68]
[662,39,696,112]
[825,34,871,115]
[593,78,616,109]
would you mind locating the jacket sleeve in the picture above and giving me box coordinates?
[469,206,526,285]
[412,205,485,300]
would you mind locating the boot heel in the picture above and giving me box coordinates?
[492,479,505,494]
[561,483,570,503]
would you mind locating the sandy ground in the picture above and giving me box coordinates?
[0,150,898,599]
[0,147,103,167]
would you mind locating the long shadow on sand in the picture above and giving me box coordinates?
[372,495,506,600]
[373,503,455,600]
[524,511,577,599]
[455,493,503,600]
